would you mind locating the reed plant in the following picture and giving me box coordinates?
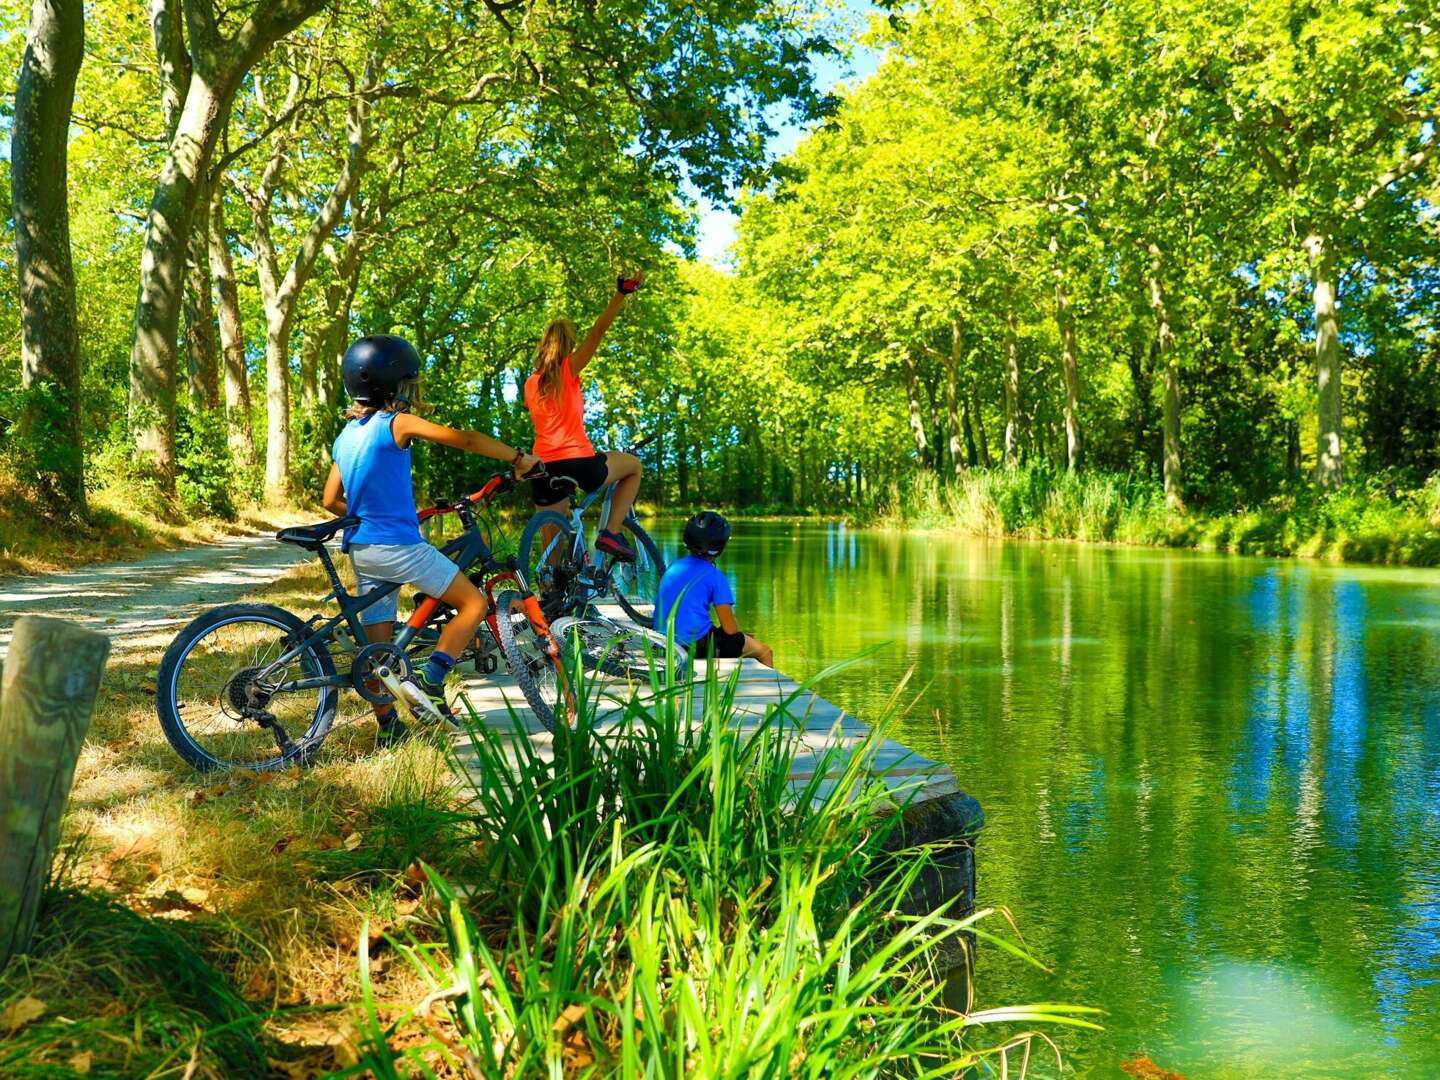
[346,661,1098,1077]
[875,465,1440,565]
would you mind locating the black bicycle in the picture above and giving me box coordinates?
[155,471,568,772]
[518,435,665,626]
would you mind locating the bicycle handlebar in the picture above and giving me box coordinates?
[416,464,547,523]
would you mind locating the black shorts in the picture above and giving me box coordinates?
[690,625,746,659]
[531,453,609,505]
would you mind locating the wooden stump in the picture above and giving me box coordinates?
[0,616,109,969]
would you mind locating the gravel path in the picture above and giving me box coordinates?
[0,533,306,659]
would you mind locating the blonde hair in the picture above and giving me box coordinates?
[343,376,425,420]
[534,318,578,401]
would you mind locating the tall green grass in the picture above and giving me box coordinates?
[875,466,1440,565]
[346,661,1098,1077]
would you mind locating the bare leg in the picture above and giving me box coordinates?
[602,451,642,533]
[435,572,488,659]
[741,634,774,668]
[535,498,570,567]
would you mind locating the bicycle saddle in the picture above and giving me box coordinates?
[275,516,360,549]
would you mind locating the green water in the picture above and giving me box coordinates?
[649,521,1440,1078]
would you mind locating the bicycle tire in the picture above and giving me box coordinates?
[610,517,665,627]
[156,603,338,772]
[552,615,686,683]
[493,590,566,732]
[518,510,581,618]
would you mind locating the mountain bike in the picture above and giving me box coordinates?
[518,436,665,627]
[155,471,572,772]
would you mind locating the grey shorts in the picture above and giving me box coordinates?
[350,543,461,625]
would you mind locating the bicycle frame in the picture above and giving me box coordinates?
[257,485,531,694]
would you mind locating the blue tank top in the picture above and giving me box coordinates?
[331,412,422,549]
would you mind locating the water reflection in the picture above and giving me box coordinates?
[649,523,1440,1078]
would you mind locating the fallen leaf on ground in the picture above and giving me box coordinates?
[343,832,363,851]
[0,996,46,1033]
[180,885,210,906]
[395,898,420,917]
[67,1050,92,1074]
[271,835,297,854]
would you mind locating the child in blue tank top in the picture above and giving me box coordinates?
[322,335,539,745]
[655,510,773,666]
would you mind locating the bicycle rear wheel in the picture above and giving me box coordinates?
[609,518,665,627]
[518,510,582,621]
[156,604,338,772]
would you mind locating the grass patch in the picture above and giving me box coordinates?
[873,466,1440,566]
[351,661,1098,1075]
[0,471,310,576]
[1,556,483,1077]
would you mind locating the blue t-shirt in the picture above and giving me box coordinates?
[654,555,735,645]
[331,412,422,548]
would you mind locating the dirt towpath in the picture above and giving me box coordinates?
[0,533,305,660]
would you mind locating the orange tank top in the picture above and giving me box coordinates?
[524,357,595,461]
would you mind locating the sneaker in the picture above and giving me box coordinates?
[375,714,410,749]
[399,673,455,726]
[595,529,636,562]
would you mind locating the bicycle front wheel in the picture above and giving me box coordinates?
[156,604,338,772]
[494,591,569,732]
[552,615,686,684]
[610,518,665,627]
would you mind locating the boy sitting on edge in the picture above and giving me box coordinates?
[655,511,773,666]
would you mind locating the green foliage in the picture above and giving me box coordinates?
[349,664,1098,1075]
[175,406,238,520]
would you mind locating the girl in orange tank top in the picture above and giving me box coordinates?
[525,272,645,561]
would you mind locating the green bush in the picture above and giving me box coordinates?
[175,405,238,520]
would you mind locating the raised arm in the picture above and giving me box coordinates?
[392,414,540,476]
[571,271,643,375]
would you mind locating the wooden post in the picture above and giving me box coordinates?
[0,616,109,969]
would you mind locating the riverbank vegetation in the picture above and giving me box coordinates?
[0,558,1094,1075]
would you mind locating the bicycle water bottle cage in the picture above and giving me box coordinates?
[276,517,359,550]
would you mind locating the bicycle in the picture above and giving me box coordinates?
[155,470,572,771]
[518,435,666,627]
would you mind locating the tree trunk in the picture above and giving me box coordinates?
[251,64,374,496]
[969,383,991,468]
[947,318,965,478]
[902,350,930,465]
[1307,233,1343,489]
[127,0,325,494]
[183,180,221,409]
[1147,246,1183,507]
[1002,295,1021,467]
[1056,276,1081,471]
[11,0,86,514]
[208,184,254,465]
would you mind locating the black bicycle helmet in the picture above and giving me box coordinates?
[341,335,422,406]
[683,510,731,557]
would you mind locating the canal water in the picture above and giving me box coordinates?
[648,520,1440,1078]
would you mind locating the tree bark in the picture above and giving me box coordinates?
[947,318,965,477]
[0,617,110,970]
[183,180,221,409]
[127,0,325,494]
[1147,245,1183,507]
[969,383,991,468]
[11,0,86,514]
[1307,233,1343,489]
[902,350,930,466]
[207,183,254,464]
[1002,294,1021,467]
